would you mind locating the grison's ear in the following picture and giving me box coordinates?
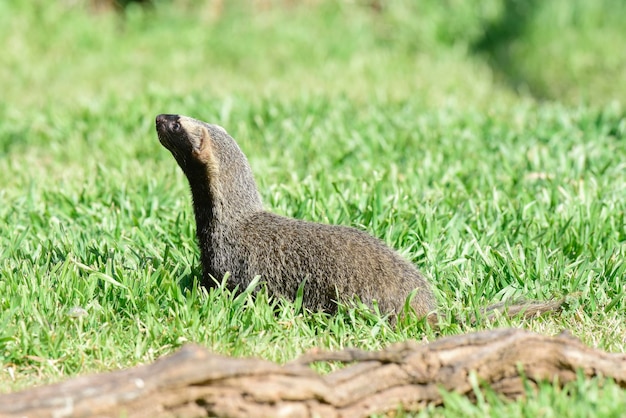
[176,116,209,154]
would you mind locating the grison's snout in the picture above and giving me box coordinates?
[156,114,182,134]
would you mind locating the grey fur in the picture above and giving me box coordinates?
[156,114,436,318]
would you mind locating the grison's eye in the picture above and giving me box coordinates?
[172,121,181,132]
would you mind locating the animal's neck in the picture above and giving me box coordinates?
[184,160,262,286]
[185,164,218,238]
[185,164,221,285]
[185,161,263,239]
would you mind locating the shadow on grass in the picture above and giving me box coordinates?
[177,264,204,294]
[471,0,543,97]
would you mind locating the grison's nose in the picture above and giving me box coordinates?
[155,114,179,130]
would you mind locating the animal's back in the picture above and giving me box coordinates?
[225,212,435,317]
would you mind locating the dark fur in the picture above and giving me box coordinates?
[156,114,436,318]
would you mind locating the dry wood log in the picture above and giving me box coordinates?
[1,328,624,418]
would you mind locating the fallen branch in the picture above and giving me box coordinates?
[1,328,624,418]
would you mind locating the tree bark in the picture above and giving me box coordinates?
[1,328,624,418]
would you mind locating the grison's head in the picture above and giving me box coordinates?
[155,114,261,213]
[155,114,233,175]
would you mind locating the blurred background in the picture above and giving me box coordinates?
[2,0,625,114]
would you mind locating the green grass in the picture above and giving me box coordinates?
[0,1,625,416]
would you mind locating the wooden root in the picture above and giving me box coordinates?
[1,328,624,418]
